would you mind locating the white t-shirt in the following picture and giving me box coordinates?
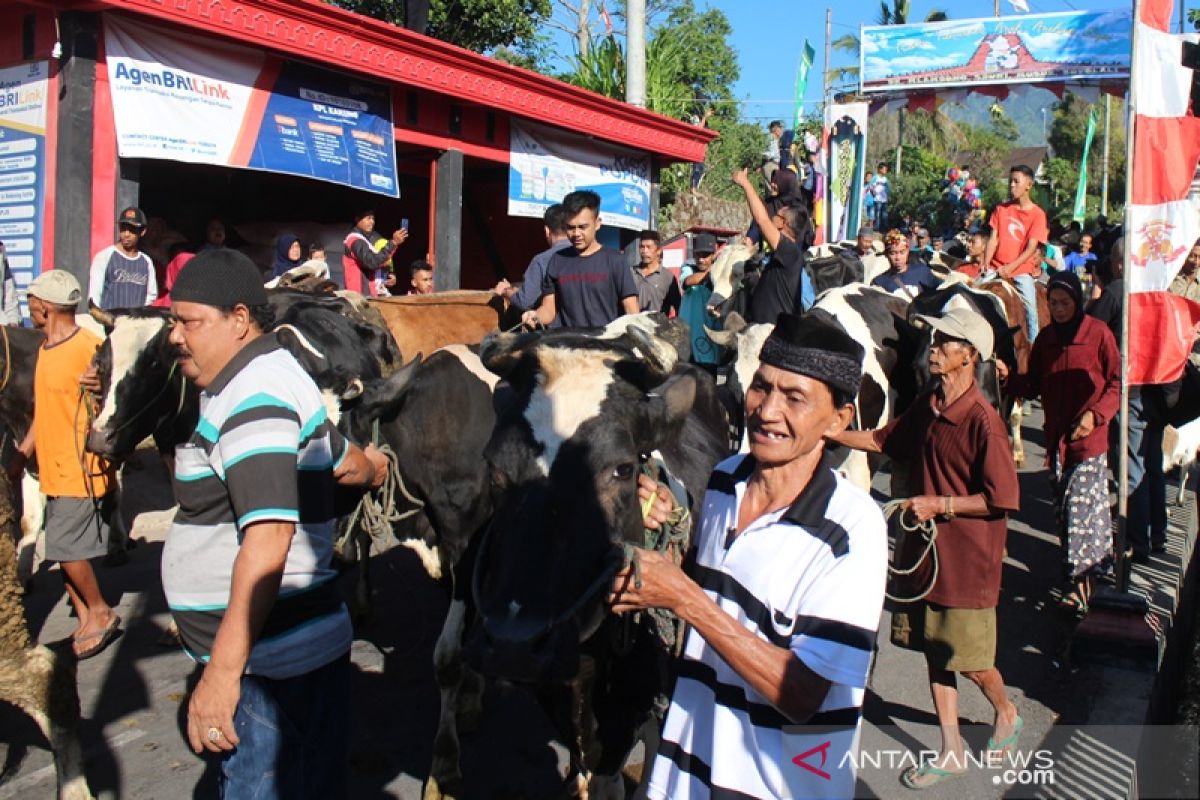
[647,455,887,800]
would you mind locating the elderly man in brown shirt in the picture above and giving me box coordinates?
[829,306,1021,789]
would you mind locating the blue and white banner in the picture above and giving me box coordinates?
[861,10,1132,93]
[104,15,398,196]
[509,121,650,231]
[0,60,50,316]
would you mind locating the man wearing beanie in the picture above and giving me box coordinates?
[610,313,888,799]
[8,270,122,658]
[161,249,387,797]
[832,305,1022,789]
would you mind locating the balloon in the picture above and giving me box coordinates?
[971,196,981,208]
[948,168,960,181]
[970,187,982,198]
[965,179,977,191]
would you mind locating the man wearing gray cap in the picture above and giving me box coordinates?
[830,306,1022,789]
[8,270,122,659]
[160,249,387,797]
[610,313,888,799]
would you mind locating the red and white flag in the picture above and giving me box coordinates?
[1126,0,1200,384]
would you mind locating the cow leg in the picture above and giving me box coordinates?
[1009,403,1025,468]
[424,594,468,800]
[538,666,596,800]
[348,527,373,624]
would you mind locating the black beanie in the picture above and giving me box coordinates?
[759,312,865,398]
[172,249,268,307]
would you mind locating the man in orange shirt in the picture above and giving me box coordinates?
[8,270,121,659]
[984,165,1048,341]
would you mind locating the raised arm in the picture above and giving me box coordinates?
[733,168,782,252]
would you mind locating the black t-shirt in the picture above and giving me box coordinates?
[542,247,638,328]
[1086,277,1123,345]
[748,236,804,325]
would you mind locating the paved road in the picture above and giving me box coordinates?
[0,410,1189,798]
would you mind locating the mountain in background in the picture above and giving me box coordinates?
[942,87,1062,148]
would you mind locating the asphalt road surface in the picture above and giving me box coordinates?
[0,409,1178,798]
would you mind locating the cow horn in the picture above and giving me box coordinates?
[89,301,116,329]
[340,378,364,400]
[625,325,676,386]
[704,310,747,347]
[480,331,533,379]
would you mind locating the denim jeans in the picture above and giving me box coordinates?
[873,202,888,230]
[219,653,350,799]
[1123,387,1167,552]
[1012,273,1040,342]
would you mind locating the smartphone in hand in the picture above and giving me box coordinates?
[401,218,410,231]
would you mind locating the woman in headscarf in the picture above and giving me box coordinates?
[271,232,303,278]
[1002,271,1120,615]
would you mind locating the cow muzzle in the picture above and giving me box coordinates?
[85,428,115,458]
[467,616,581,684]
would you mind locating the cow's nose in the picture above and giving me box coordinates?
[85,429,113,457]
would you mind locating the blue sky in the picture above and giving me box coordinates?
[698,0,1145,124]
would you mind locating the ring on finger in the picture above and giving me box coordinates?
[207,726,224,743]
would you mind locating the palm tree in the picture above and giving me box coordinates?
[830,1,948,90]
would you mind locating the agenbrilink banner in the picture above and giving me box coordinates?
[860,9,1132,93]
[509,121,651,231]
[0,59,50,316]
[104,14,398,197]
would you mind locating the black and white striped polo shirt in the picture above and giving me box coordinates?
[647,454,887,800]
[162,334,352,679]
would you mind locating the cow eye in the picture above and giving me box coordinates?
[611,463,637,481]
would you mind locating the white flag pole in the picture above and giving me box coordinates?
[1115,0,1141,595]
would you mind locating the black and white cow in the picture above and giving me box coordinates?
[706,285,916,490]
[432,323,728,799]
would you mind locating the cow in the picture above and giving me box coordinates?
[1163,418,1200,505]
[0,326,49,583]
[706,285,916,491]
[427,322,728,800]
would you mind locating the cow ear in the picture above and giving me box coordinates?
[480,331,535,379]
[645,372,697,447]
[356,355,423,420]
[625,325,677,388]
[89,301,116,331]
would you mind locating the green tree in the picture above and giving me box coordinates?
[1049,93,1126,215]
[878,144,950,227]
[830,1,948,89]
[328,0,550,53]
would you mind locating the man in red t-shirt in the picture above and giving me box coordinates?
[984,165,1048,341]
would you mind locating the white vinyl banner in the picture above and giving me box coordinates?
[104,15,263,165]
[509,121,651,231]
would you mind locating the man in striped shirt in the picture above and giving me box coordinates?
[161,249,386,798]
[611,313,888,799]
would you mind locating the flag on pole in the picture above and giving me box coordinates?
[1008,0,1031,12]
[1126,0,1200,385]
[793,40,816,131]
[1072,108,1097,224]
[600,0,613,35]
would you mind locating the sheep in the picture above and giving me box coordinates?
[0,473,94,800]
[1163,418,1200,506]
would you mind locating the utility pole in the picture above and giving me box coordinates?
[994,0,1000,17]
[1100,94,1111,216]
[823,8,832,101]
[626,0,646,108]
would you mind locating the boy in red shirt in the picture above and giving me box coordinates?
[984,165,1047,341]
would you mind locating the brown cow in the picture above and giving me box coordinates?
[977,278,1050,465]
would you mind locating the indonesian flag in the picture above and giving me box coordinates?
[1127,0,1200,385]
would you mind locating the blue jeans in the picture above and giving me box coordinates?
[873,202,888,230]
[1012,273,1040,342]
[220,653,350,799]
[1123,387,1167,553]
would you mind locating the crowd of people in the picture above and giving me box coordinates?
[4,145,1200,797]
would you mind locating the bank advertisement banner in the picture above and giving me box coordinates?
[509,121,651,231]
[0,60,50,313]
[860,9,1132,92]
[104,15,398,196]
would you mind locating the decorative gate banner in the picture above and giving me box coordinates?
[509,121,651,231]
[860,9,1132,93]
[104,15,398,197]
[0,60,50,316]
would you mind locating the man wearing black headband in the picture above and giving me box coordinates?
[610,313,888,799]
[160,249,387,797]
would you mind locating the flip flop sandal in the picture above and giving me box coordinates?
[1058,593,1088,620]
[900,763,966,790]
[987,715,1025,759]
[75,615,122,660]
